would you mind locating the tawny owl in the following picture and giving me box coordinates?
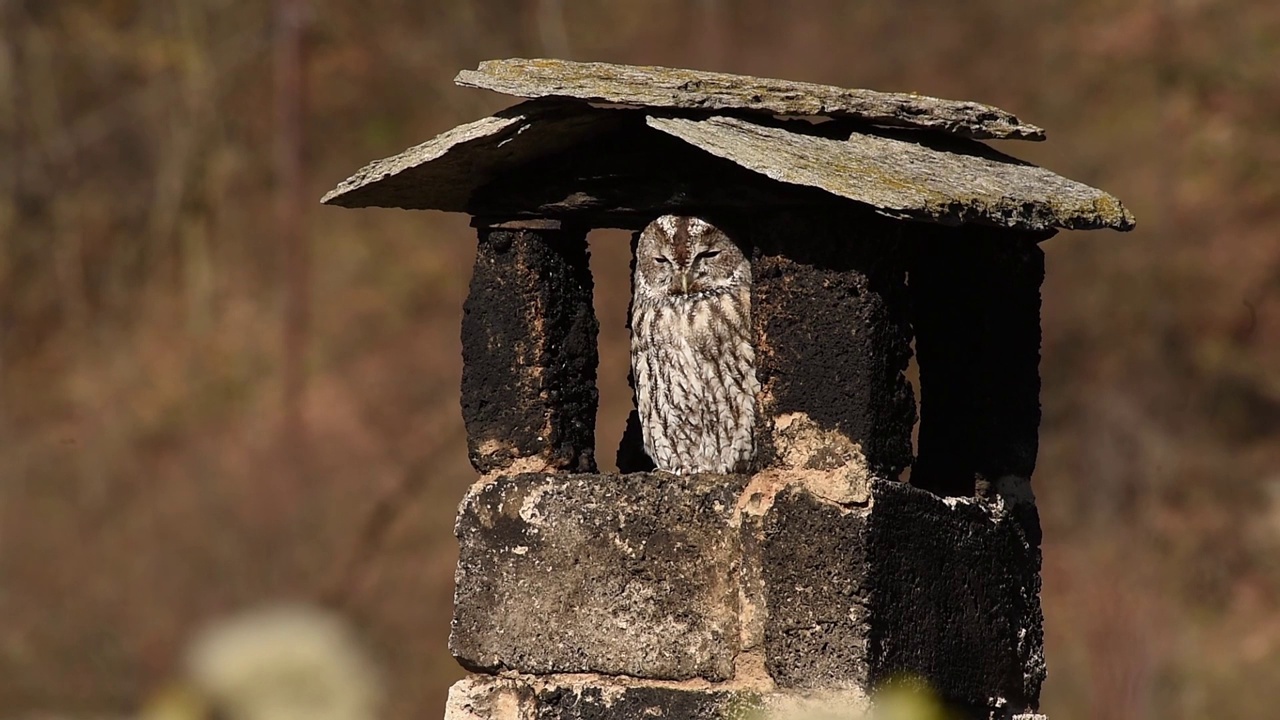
[631,215,758,474]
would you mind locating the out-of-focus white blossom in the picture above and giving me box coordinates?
[144,604,383,720]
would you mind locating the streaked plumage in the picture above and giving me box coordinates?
[631,215,758,474]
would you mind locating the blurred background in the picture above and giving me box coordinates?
[1,1,1278,719]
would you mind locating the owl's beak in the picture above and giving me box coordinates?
[669,269,693,294]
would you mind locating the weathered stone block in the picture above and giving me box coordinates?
[461,224,598,474]
[528,682,755,720]
[444,674,1051,720]
[761,479,1044,710]
[865,482,1045,710]
[450,473,745,681]
[456,58,1047,141]
[453,472,1042,714]
[444,675,879,720]
[737,209,915,480]
[445,676,530,720]
[760,484,870,689]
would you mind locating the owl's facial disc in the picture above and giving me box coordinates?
[638,215,745,297]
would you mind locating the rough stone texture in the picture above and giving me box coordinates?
[865,482,1045,712]
[450,473,746,681]
[445,675,882,720]
[527,683,756,720]
[738,210,915,480]
[322,82,1134,235]
[321,100,622,211]
[445,676,529,720]
[455,58,1045,141]
[907,226,1045,547]
[761,480,1045,712]
[647,115,1135,232]
[767,416,873,504]
[443,675,1051,720]
[451,473,1043,716]
[761,485,871,690]
[460,226,598,474]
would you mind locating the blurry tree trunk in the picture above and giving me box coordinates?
[0,0,18,434]
[1153,0,1184,233]
[275,0,310,493]
[531,0,571,58]
[696,0,729,69]
[0,1,17,198]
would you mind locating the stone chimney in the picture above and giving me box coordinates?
[323,59,1134,720]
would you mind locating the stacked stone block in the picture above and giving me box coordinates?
[447,216,1047,720]
[461,220,599,474]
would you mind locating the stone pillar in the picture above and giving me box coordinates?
[907,226,1046,545]
[461,219,599,474]
[901,227,1048,715]
[744,209,916,481]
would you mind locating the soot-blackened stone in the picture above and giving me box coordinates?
[531,684,752,720]
[461,225,598,474]
[865,481,1045,711]
[738,209,915,479]
[761,480,1044,713]
[450,472,745,681]
[761,485,871,689]
[907,226,1045,542]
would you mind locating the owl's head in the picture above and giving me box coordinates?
[634,215,750,300]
